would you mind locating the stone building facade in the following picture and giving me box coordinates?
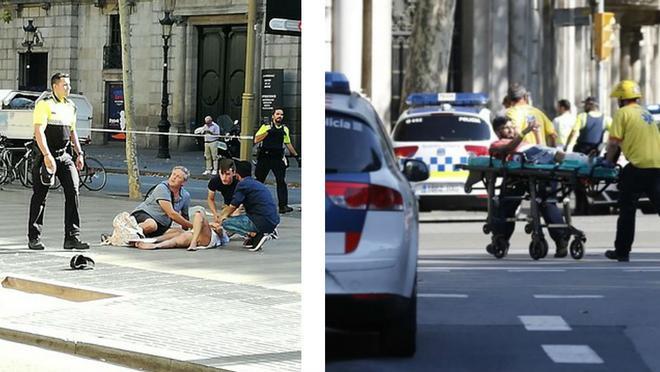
[0,0,301,151]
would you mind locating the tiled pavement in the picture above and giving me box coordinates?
[0,187,301,371]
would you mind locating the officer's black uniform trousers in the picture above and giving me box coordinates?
[28,150,81,240]
[614,163,660,256]
[255,150,288,208]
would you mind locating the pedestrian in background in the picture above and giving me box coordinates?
[253,107,300,214]
[194,115,220,175]
[27,72,89,251]
[604,80,660,262]
[552,99,575,150]
[566,96,612,155]
[505,83,558,147]
[566,97,612,215]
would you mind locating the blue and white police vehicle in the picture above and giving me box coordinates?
[392,93,496,211]
[325,72,429,357]
[648,104,660,121]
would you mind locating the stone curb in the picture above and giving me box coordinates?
[0,326,230,372]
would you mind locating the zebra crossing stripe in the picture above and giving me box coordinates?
[542,345,604,364]
[518,315,571,331]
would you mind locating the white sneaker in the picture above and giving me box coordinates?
[202,170,211,175]
[211,170,217,175]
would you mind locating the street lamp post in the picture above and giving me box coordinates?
[22,20,38,86]
[157,8,175,159]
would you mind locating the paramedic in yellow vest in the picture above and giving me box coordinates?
[27,73,89,251]
[505,83,557,147]
[604,80,660,262]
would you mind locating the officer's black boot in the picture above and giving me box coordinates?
[64,237,90,250]
[28,238,46,250]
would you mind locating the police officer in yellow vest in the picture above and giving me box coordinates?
[27,73,89,250]
[254,107,300,214]
[604,80,660,262]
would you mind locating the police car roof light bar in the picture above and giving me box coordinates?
[406,92,488,107]
[325,72,351,95]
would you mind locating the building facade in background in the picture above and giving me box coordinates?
[0,0,300,150]
[327,0,660,128]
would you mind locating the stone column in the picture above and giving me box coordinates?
[471,0,490,94]
[554,1,576,105]
[370,0,391,125]
[332,0,362,89]
[491,0,509,106]
[509,0,529,87]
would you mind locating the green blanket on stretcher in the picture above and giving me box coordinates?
[466,156,619,179]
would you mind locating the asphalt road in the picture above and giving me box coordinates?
[327,213,660,371]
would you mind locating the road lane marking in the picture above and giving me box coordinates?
[542,345,604,364]
[418,293,468,298]
[534,295,604,299]
[519,316,571,331]
[508,269,566,272]
[624,269,660,272]
[418,266,660,272]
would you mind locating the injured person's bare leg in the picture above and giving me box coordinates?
[135,231,193,249]
[188,212,212,250]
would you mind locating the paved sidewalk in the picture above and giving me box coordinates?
[85,142,301,186]
[0,187,300,371]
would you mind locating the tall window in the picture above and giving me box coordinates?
[110,14,121,46]
[104,14,122,69]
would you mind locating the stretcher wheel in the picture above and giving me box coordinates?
[482,224,491,234]
[486,244,495,255]
[570,239,584,260]
[493,240,508,259]
[524,224,533,234]
[540,239,549,259]
[529,239,545,261]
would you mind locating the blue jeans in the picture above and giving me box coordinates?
[222,215,258,236]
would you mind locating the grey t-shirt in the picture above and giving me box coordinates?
[132,182,191,227]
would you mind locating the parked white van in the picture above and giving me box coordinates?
[0,90,93,144]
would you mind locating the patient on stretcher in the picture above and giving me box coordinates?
[489,116,610,167]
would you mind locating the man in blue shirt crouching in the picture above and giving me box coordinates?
[217,161,279,252]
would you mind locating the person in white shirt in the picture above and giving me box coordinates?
[194,116,221,175]
[552,99,575,150]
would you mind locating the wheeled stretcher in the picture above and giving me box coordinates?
[457,155,619,260]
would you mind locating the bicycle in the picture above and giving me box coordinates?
[50,153,107,191]
[79,155,107,191]
[0,139,36,188]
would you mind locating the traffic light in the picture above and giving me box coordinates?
[594,12,615,61]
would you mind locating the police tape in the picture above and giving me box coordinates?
[73,126,253,141]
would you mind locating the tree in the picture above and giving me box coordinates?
[118,0,141,199]
[399,0,456,114]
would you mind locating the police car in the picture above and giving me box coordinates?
[325,72,429,357]
[648,104,660,121]
[392,93,496,211]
